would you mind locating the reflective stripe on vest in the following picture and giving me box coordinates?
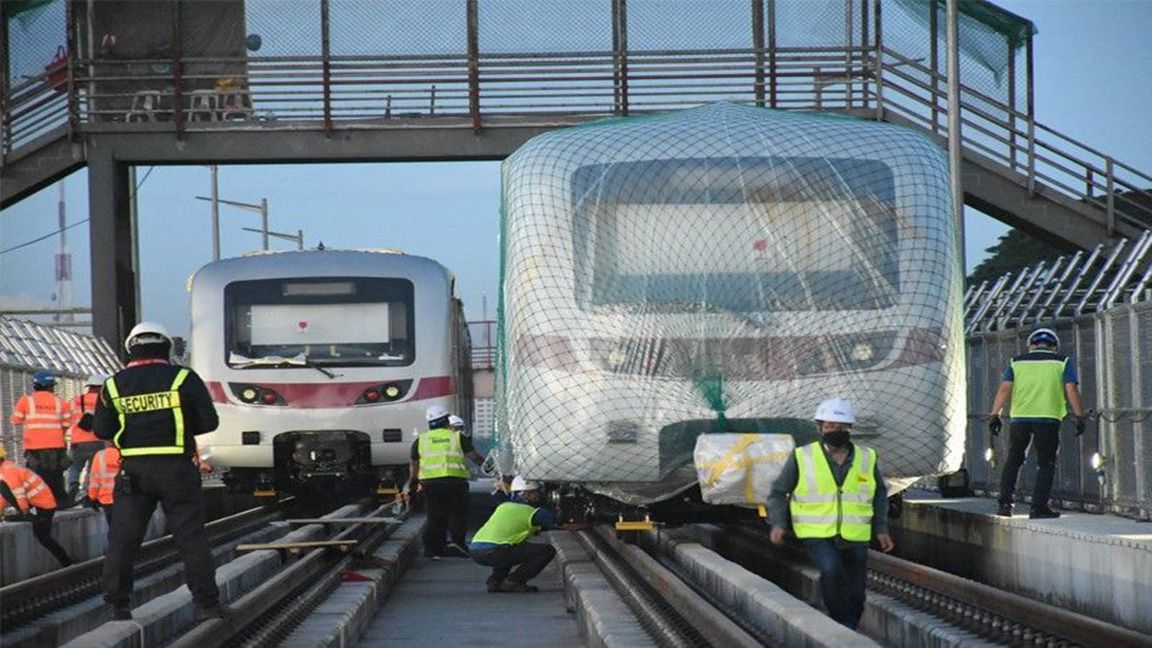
[1008,354,1068,420]
[13,393,67,450]
[0,463,57,511]
[88,449,120,505]
[472,502,539,545]
[417,428,469,479]
[106,369,191,456]
[789,442,876,542]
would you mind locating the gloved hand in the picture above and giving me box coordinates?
[81,497,101,510]
[1075,415,1087,437]
[987,414,1002,437]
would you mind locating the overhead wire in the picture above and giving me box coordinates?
[0,167,156,257]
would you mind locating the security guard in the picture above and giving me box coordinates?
[409,405,485,559]
[988,327,1085,519]
[768,397,894,630]
[10,370,71,504]
[92,321,222,622]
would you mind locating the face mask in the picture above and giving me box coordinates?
[823,429,851,448]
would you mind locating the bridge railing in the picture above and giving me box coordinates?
[3,1,1150,230]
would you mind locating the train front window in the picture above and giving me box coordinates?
[224,277,414,368]
[572,157,900,312]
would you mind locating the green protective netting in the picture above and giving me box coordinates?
[495,103,967,505]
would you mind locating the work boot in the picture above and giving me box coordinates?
[1029,507,1061,519]
[499,580,539,593]
[444,543,471,559]
[195,604,226,622]
[996,503,1012,517]
[486,576,504,593]
[109,605,133,621]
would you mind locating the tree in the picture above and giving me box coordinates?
[966,229,1064,288]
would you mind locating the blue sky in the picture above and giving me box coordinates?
[1,0,1149,337]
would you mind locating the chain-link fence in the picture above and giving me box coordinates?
[0,317,121,463]
[964,304,1152,519]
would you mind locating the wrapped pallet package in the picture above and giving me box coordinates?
[695,434,796,506]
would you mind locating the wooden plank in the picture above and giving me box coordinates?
[235,540,358,552]
[285,517,402,525]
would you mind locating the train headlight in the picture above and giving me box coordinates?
[363,389,382,403]
[851,343,874,362]
[384,384,402,399]
[240,387,259,403]
[1090,452,1105,470]
[230,384,285,406]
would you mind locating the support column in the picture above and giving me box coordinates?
[88,151,136,355]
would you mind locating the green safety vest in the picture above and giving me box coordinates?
[1009,352,1069,420]
[472,502,540,545]
[417,428,469,479]
[789,442,876,542]
[105,369,191,457]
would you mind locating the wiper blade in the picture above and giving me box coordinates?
[229,352,339,379]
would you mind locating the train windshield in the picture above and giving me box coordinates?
[224,277,414,368]
[572,157,900,312]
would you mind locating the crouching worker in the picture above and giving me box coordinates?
[470,476,580,593]
[0,445,73,567]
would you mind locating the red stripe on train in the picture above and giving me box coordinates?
[205,376,454,408]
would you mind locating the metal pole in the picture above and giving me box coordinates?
[261,198,269,250]
[946,0,964,265]
[297,229,304,250]
[129,166,140,312]
[872,0,882,119]
[210,165,220,260]
[466,0,480,132]
[321,0,331,136]
[767,0,777,108]
[929,0,938,132]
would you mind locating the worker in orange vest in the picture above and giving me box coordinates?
[68,374,109,503]
[84,442,121,525]
[0,445,74,567]
[10,370,71,505]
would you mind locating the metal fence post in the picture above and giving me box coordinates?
[1026,34,1036,195]
[467,0,480,132]
[173,0,184,138]
[321,0,331,136]
[872,0,883,120]
[611,0,629,116]
[1105,157,1115,237]
[0,1,8,163]
[65,0,79,139]
[767,0,777,108]
[752,0,765,107]
[929,0,938,132]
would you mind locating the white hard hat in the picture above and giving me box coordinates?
[425,405,450,422]
[813,397,856,424]
[86,373,108,386]
[1028,327,1060,348]
[448,415,465,428]
[124,321,173,353]
[510,476,540,492]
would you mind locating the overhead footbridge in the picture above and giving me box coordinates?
[2,0,1150,344]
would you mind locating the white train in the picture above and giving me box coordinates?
[189,249,471,495]
[497,103,966,517]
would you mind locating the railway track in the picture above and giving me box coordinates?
[0,500,287,631]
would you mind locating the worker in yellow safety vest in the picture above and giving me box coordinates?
[768,397,894,630]
[409,405,485,560]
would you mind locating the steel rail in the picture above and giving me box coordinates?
[0,499,287,630]
[167,504,404,648]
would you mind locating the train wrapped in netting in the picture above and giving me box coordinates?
[496,103,965,520]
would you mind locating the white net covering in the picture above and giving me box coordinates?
[497,103,966,505]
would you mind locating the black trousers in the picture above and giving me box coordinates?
[26,448,69,505]
[471,542,556,585]
[103,456,219,608]
[999,419,1061,509]
[31,508,73,567]
[422,478,469,553]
